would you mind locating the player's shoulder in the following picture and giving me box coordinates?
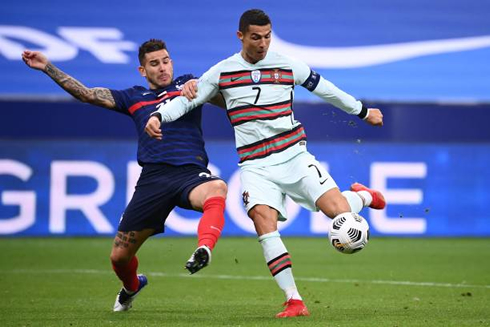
[196,54,240,81]
[211,53,242,70]
[267,51,300,65]
[266,51,310,74]
[109,85,151,112]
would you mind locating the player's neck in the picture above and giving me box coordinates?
[240,51,259,65]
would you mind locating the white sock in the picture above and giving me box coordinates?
[342,190,363,213]
[358,190,373,207]
[258,231,302,301]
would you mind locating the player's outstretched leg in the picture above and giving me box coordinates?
[185,196,225,274]
[350,182,386,210]
[113,274,148,312]
[185,245,211,274]
[276,299,310,318]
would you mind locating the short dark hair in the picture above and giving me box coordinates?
[138,39,168,65]
[239,9,271,33]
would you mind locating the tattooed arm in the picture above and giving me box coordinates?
[22,50,116,109]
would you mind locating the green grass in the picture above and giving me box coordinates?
[1,237,489,326]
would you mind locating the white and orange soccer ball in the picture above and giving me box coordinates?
[328,212,370,254]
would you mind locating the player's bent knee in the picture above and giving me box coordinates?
[190,179,227,206]
[249,205,278,234]
[110,245,135,266]
[249,205,268,219]
[207,179,228,198]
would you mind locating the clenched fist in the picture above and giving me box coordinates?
[145,116,163,140]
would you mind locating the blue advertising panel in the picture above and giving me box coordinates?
[1,140,489,237]
[1,0,490,102]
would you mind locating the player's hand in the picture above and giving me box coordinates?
[145,116,163,140]
[365,108,383,127]
[22,50,49,71]
[181,79,198,101]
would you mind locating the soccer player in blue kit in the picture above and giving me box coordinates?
[146,10,386,318]
[22,39,227,312]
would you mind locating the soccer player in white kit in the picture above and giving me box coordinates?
[146,9,386,318]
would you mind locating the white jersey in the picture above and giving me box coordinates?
[157,51,364,167]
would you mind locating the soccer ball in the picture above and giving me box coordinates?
[328,212,370,254]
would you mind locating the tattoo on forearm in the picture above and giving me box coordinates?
[44,63,90,100]
[113,231,138,249]
[44,63,114,107]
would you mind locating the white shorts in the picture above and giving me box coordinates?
[240,152,338,221]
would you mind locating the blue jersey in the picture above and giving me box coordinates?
[110,74,208,167]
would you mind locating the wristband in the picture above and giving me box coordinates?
[357,105,369,120]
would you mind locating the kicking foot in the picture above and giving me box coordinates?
[276,299,310,318]
[185,245,211,275]
[351,182,386,209]
[113,274,148,312]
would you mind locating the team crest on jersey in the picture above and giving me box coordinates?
[273,69,281,83]
[251,70,261,83]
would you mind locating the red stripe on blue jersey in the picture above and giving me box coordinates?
[128,91,181,115]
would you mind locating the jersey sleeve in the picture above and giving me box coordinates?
[289,56,363,116]
[288,56,314,86]
[109,88,134,115]
[155,66,220,123]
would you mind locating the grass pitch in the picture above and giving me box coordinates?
[1,237,489,326]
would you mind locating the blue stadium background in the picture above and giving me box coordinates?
[1,0,489,237]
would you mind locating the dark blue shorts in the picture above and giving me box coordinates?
[118,163,222,235]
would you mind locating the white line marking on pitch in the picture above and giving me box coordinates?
[5,268,490,290]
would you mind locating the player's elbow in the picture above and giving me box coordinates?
[68,92,91,104]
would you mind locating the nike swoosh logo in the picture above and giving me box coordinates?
[270,33,490,68]
[230,76,241,82]
[320,178,328,185]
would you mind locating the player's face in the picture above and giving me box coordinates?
[138,49,174,89]
[238,24,272,64]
